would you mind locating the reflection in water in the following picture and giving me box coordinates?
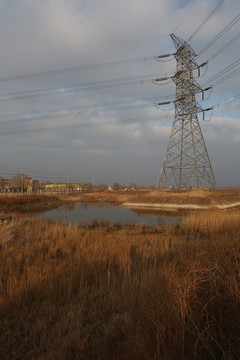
[130,208,186,226]
[30,202,183,226]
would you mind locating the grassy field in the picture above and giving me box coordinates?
[1,208,240,359]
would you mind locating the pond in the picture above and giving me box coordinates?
[30,202,183,226]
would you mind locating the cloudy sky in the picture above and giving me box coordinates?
[0,0,239,186]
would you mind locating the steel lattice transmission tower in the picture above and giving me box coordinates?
[159,34,216,189]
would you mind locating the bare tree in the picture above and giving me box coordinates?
[113,182,121,191]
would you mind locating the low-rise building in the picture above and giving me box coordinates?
[0,177,39,193]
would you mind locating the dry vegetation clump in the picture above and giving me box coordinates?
[184,209,240,238]
[123,188,240,206]
[79,191,139,204]
[150,188,240,198]
[0,212,240,359]
[0,194,61,212]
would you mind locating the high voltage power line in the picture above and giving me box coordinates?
[0,56,158,82]
[0,102,161,126]
[197,11,240,58]
[202,57,240,87]
[0,25,238,105]
[211,93,240,109]
[1,72,238,128]
[0,34,169,60]
[0,95,172,118]
[0,114,173,137]
[206,32,240,62]
[0,96,174,125]
[0,73,172,102]
[2,12,238,85]
[0,52,237,105]
[0,2,234,83]
[188,0,226,42]
[0,53,239,128]
[0,8,237,105]
[174,0,196,33]
[0,1,237,141]
[0,166,93,182]
[0,169,90,182]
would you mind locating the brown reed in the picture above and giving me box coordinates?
[0,210,240,359]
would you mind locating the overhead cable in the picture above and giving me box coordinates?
[0,170,90,182]
[212,93,240,109]
[200,93,240,116]
[0,95,172,119]
[0,95,176,124]
[0,72,173,102]
[0,56,158,82]
[188,0,226,42]
[212,66,240,86]
[0,34,169,60]
[202,58,240,87]
[0,166,91,182]
[174,0,196,33]
[197,11,240,57]
[0,115,173,137]
[0,102,160,126]
[207,32,240,62]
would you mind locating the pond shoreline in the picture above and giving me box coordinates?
[123,201,240,211]
[27,202,181,227]
[1,189,240,215]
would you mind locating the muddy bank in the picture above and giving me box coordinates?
[0,194,68,213]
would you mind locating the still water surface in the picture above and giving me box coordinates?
[30,202,182,226]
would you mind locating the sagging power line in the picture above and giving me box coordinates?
[197,11,240,58]
[0,114,172,137]
[206,32,240,62]
[0,72,173,102]
[0,100,163,126]
[202,57,240,87]
[0,95,173,119]
[0,56,158,82]
[0,34,169,60]
[188,0,226,42]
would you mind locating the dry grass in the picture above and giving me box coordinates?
[0,194,61,212]
[124,188,240,206]
[156,188,240,198]
[1,188,240,213]
[1,211,240,359]
[78,191,140,204]
[184,209,240,236]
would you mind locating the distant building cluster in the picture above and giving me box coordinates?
[42,182,139,193]
[0,176,39,194]
[42,182,109,193]
[0,176,142,194]
[43,183,85,193]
